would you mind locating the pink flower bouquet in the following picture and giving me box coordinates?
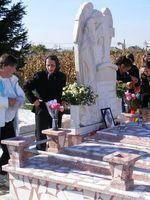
[46,99,64,130]
[124,91,139,113]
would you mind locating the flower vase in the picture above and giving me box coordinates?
[124,103,130,113]
[52,118,58,131]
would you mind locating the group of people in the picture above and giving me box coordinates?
[116,53,150,109]
[0,51,149,175]
[0,53,66,175]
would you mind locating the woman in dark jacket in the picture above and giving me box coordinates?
[140,61,150,107]
[115,56,137,112]
[126,53,140,87]
[24,55,66,150]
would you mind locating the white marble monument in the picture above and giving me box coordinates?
[72,2,120,134]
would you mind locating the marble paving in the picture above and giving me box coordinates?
[2,155,150,200]
[97,124,150,148]
[0,119,150,199]
[99,124,150,137]
[60,123,150,188]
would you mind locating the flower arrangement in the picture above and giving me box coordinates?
[126,81,141,93]
[116,81,128,98]
[62,83,98,105]
[116,80,141,99]
[46,99,64,130]
[124,91,139,113]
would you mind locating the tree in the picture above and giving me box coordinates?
[0,0,30,68]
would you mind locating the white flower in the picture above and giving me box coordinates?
[62,83,98,105]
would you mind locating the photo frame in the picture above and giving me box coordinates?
[101,107,115,128]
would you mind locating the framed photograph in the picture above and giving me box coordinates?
[101,107,115,128]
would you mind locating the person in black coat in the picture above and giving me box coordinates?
[116,56,132,83]
[24,55,66,150]
[126,53,140,87]
[115,56,138,112]
[140,61,150,107]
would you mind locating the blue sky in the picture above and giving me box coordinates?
[12,0,150,49]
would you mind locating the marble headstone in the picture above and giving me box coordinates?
[72,2,121,133]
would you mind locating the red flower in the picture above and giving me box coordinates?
[50,103,61,110]
[134,86,141,93]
